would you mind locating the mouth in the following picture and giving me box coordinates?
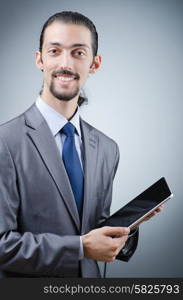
[53,70,80,84]
[55,74,76,82]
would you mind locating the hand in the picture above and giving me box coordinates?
[81,226,130,262]
[132,204,165,230]
[142,204,165,222]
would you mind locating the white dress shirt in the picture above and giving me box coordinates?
[36,96,84,260]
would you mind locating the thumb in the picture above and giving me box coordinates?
[102,226,130,237]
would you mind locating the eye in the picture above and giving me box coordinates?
[48,48,58,55]
[74,50,86,57]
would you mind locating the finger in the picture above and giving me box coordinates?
[149,211,157,217]
[103,226,130,237]
[155,205,164,212]
[144,213,156,221]
[113,235,129,249]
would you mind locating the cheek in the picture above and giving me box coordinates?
[44,63,55,73]
[78,72,88,87]
[42,56,57,73]
[43,64,57,82]
[79,65,91,82]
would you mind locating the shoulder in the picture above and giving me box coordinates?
[80,119,120,157]
[0,113,24,141]
[0,105,34,149]
[0,103,38,137]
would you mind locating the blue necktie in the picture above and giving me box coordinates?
[61,122,84,218]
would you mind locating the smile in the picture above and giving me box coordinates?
[56,76,74,82]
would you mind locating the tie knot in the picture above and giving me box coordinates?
[61,122,76,136]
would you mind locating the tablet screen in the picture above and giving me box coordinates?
[99,177,173,229]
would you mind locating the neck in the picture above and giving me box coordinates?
[41,91,79,120]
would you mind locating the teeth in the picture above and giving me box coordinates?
[57,76,74,81]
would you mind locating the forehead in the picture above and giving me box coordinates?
[43,21,92,48]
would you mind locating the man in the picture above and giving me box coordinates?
[0,11,162,278]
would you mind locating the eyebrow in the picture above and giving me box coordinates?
[45,42,90,49]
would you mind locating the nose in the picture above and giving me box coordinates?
[59,50,73,70]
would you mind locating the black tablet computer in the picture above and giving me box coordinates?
[99,177,173,230]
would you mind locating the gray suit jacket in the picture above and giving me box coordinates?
[0,104,138,278]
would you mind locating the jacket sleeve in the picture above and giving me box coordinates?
[98,142,139,262]
[0,137,80,277]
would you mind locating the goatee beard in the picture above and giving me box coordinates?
[49,81,80,102]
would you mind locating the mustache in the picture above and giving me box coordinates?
[52,69,80,80]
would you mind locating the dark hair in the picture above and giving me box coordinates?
[39,11,98,106]
[39,11,98,56]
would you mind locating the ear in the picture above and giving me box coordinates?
[89,55,102,74]
[35,51,44,71]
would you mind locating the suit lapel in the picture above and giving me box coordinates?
[24,104,80,231]
[80,119,99,234]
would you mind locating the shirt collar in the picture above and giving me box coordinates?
[35,96,81,137]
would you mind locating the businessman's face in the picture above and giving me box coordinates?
[36,21,101,102]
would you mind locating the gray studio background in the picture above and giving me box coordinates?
[0,0,182,277]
